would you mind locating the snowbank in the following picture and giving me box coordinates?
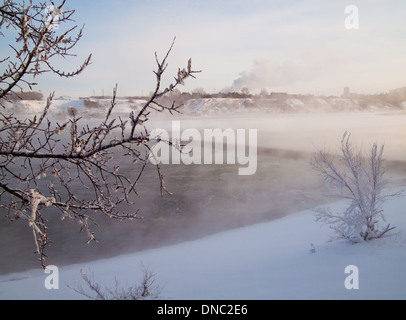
[181,97,404,115]
[0,188,405,300]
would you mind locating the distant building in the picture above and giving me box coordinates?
[343,87,350,98]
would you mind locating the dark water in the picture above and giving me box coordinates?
[1,112,406,275]
[0,145,324,274]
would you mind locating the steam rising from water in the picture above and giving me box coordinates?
[1,110,406,275]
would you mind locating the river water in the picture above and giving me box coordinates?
[1,111,405,275]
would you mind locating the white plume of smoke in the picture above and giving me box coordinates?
[227,59,305,92]
[225,47,341,93]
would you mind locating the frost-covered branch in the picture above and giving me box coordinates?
[0,0,92,102]
[0,37,200,267]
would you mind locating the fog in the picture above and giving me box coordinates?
[1,108,406,275]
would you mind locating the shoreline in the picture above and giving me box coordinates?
[0,184,404,279]
[0,185,405,300]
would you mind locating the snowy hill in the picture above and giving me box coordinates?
[0,188,405,300]
[4,93,405,119]
[181,96,406,115]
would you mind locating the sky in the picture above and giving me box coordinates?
[1,0,406,97]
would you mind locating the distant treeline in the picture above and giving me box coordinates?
[11,86,406,106]
[87,86,406,106]
[86,89,299,103]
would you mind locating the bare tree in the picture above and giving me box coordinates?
[311,132,401,243]
[69,265,161,300]
[0,0,200,267]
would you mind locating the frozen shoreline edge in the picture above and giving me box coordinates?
[0,185,404,300]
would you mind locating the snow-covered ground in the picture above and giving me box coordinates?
[0,187,405,300]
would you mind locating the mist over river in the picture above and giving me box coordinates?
[1,111,406,275]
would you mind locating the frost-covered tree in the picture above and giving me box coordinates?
[0,0,200,267]
[311,131,400,243]
[0,0,92,101]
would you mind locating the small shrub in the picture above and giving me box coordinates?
[311,132,401,243]
[69,265,161,300]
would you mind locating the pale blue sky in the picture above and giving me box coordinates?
[2,0,406,97]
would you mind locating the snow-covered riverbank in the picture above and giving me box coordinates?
[1,187,405,300]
